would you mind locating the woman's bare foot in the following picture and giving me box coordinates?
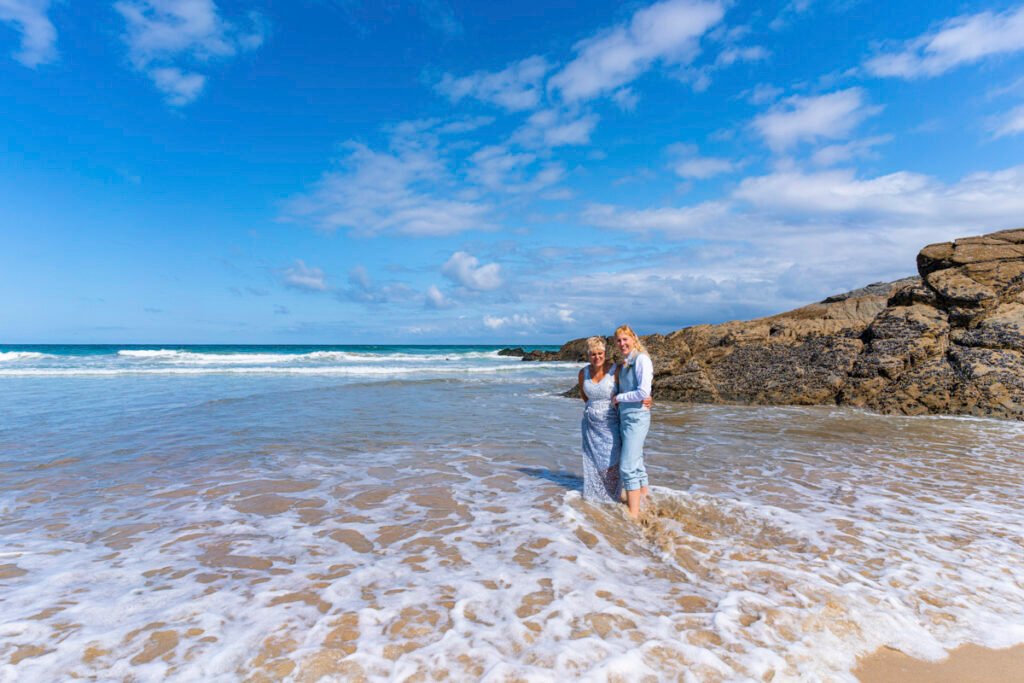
[626,489,642,519]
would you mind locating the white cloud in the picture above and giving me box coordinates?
[0,0,57,67]
[341,266,415,304]
[468,145,565,194]
[564,165,1024,327]
[417,0,462,37]
[480,306,575,333]
[348,265,371,291]
[752,88,881,152]
[115,0,265,105]
[745,83,783,105]
[675,157,734,178]
[284,133,491,237]
[553,306,576,325]
[612,87,639,111]
[990,104,1024,138]
[582,200,731,237]
[425,285,452,309]
[715,45,768,66]
[149,66,205,106]
[436,116,495,135]
[437,55,550,111]
[734,165,1024,227]
[548,0,724,103]
[483,313,536,330]
[866,6,1024,78]
[810,135,892,166]
[442,251,503,291]
[769,0,814,31]
[512,108,599,148]
[282,260,328,291]
[667,143,735,179]
[585,163,1024,248]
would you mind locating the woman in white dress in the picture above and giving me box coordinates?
[577,337,621,503]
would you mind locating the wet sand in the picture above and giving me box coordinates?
[856,644,1024,683]
[3,369,1024,681]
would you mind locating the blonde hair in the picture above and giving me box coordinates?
[585,336,607,353]
[614,324,647,355]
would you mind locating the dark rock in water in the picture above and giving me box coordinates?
[520,338,597,362]
[550,228,1024,420]
[497,347,525,357]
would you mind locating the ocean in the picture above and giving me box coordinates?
[1,345,1022,682]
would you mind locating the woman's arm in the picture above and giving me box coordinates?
[578,368,588,402]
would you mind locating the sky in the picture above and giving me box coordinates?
[2,0,1024,344]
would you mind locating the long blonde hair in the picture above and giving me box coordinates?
[614,324,647,355]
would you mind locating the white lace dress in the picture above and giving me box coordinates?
[580,365,622,503]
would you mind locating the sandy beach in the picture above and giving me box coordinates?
[857,644,1024,683]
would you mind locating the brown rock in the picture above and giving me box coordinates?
[924,268,997,306]
[549,228,1024,420]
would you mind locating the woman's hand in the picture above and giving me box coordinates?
[642,396,653,409]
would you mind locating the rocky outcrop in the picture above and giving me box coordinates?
[513,338,594,362]
[556,228,1024,420]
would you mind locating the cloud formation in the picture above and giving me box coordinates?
[468,145,565,193]
[282,260,328,291]
[735,165,1024,227]
[583,201,731,238]
[512,108,599,148]
[442,251,503,291]
[340,266,415,304]
[566,163,1024,329]
[116,0,264,105]
[548,0,725,102]
[990,104,1024,138]
[437,56,550,111]
[866,6,1024,78]
[752,88,880,152]
[0,0,57,67]
[586,164,1024,246]
[667,143,735,179]
[810,135,891,167]
[483,313,535,330]
[285,133,490,237]
[424,285,451,309]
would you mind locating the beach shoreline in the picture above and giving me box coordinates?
[856,643,1024,683]
[2,349,1023,680]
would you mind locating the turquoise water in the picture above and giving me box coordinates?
[0,344,556,357]
[0,344,560,378]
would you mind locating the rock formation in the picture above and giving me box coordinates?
[554,228,1024,420]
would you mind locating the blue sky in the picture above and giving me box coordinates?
[2,0,1024,344]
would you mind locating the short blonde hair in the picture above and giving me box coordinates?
[585,336,607,353]
[614,324,647,355]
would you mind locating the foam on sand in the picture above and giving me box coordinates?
[1,377,1021,681]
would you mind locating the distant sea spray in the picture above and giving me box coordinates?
[0,345,569,379]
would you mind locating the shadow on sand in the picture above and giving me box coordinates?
[517,467,583,492]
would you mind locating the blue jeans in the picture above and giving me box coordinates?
[619,408,650,491]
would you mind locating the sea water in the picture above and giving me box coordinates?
[1,345,1022,682]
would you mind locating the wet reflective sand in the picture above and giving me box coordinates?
[1,375,1023,681]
